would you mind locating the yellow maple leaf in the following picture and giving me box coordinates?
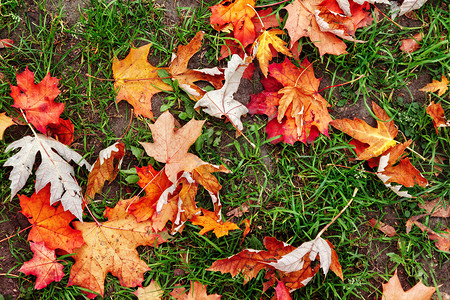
[420,75,449,97]
[253,29,292,77]
[190,208,239,238]
[0,112,15,140]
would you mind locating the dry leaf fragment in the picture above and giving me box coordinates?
[194,54,250,131]
[382,269,436,300]
[0,38,13,48]
[190,208,239,238]
[368,218,397,237]
[426,101,450,133]
[0,112,15,140]
[19,242,64,290]
[85,142,125,202]
[410,220,450,252]
[170,281,221,300]
[400,32,423,53]
[397,0,429,17]
[133,280,164,300]
[419,198,450,218]
[420,76,449,97]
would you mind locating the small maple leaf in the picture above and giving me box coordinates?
[170,281,221,300]
[19,242,64,290]
[0,112,15,140]
[4,134,91,220]
[331,102,398,160]
[420,76,449,97]
[112,44,172,119]
[139,111,207,183]
[368,218,397,237]
[133,280,164,300]
[169,31,224,100]
[19,184,85,253]
[46,118,74,145]
[85,142,125,202]
[382,269,436,300]
[190,208,239,238]
[426,101,450,133]
[68,198,168,298]
[252,29,292,77]
[10,67,64,134]
[194,54,250,131]
[400,33,423,53]
[210,0,256,48]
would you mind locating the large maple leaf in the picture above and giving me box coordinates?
[248,58,332,144]
[10,67,64,134]
[68,198,168,298]
[139,111,207,183]
[210,0,256,48]
[19,184,84,253]
[113,44,172,119]
[4,134,91,220]
[19,242,65,290]
[284,0,370,56]
[382,269,436,300]
[194,54,250,131]
[331,102,397,160]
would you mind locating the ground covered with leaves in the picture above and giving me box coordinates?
[0,0,449,299]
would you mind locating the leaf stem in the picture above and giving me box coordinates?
[317,75,364,94]
[0,225,32,244]
[255,0,291,8]
[373,5,403,30]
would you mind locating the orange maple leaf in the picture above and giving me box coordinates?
[0,112,15,140]
[68,198,168,298]
[170,281,221,300]
[10,67,64,134]
[112,44,172,119]
[210,0,256,48]
[190,208,239,238]
[139,111,207,183]
[85,142,125,202]
[420,76,449,97]
[331,102,398,160]
[426,101,450,133]
[19,242,64,290]
[382,269,436,300]
[19,184,85,253]
[252,29,292,77]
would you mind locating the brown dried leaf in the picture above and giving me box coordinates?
[368,218,397,237]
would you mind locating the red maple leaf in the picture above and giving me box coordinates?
[10,67,64,134]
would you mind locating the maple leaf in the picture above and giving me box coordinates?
[169,31,224,100]
[382,269,436,300]
[420,76,449,96]
[19,184,85,253]
[133,280,164,300]
[10,67,64,134]
[283,0,367,56]
[85,142,125,202]
[139,111,207,183]
[368,218,397,237]
[68,198,168,298]
[331,102,397,160]
[112,44,172,119]
[426,101,450,133]
[0,112,15,140]
[418,198,450,218]
[46,118,74,145]
[170,281,221,300]
[210,0,256,48]
[190,208,239,238]
[4,134,91,220]
[194,54,250,131]
[252,29,292,77]
[19,242,64,290]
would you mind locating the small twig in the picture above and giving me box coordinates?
[317,75,365,94]
[374,5,403,30]
[0,226,32,244]
[316,188,358,239]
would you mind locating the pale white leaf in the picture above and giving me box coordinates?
[97,142,123,166]
[398,0,428,16]
[338,0,390,16]
[4,134,91,220]
[194,54,250,131]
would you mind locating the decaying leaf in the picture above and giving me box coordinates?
[194,54,250,131]
[0,112,15,140]
[68,198,168,298]
[400,32,423,53]
[426,101,450,133]
[170,281,221,300]
[420,76,449,97]
[85,142,125,202]
[190,208,239,238]
[19,184,84,253]
[368,218,397,237]
[409,220,450,252]
[418,198,450,218]
[133,280,164,300]
[4,134,91,220]
[19,242,64,290]
[382,269,436,300]
[10,67,64,134]
[0,38,13,48]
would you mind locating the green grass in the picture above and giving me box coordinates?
[1,0,449,299]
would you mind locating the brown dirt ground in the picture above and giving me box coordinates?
[0,0,449,299]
